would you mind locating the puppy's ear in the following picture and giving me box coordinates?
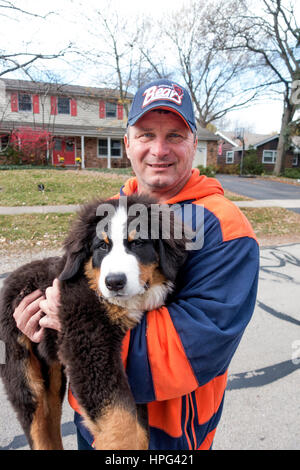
[157,209,188,283]
[59,249,87,281]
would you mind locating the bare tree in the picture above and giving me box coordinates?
[214,0,300,175]
[157,0,264,128]
[80,5,145,118]
[0,0,72,78]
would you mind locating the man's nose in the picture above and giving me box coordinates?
[150,138,170,157]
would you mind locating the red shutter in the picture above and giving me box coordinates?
[11,93,18,112]
[70,99,77,116]
[99,100,105,119]
[117,103,123,120]
[32,95,40,114]
[50,96,57,115]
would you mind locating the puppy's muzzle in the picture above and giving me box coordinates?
[105,273,127,292]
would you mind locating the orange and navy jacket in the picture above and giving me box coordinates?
[70,169,259,450]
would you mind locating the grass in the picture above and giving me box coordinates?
[241,207,300,239]
[1,206,300,254]
[0,169,130,206]
[1,169,300,253]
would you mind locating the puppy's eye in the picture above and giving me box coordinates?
[98,240,109,251]
[130,239,144,248]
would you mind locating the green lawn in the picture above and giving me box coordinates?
[1,169,300,253]
[0,169,130,206]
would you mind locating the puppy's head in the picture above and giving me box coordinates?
[59,196,188,311]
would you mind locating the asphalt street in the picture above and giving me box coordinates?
[0,243,300,450]
[216,174,300,200]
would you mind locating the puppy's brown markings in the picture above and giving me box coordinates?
[19,336,64,450]
[139,262,166,287]
[102,231,109,244]
[81,406,148,450]
[84,258,101,293]
[104,302,136,331]
[128,229,136,242]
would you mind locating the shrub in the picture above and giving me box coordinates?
[283,168,300,179]
[241,148,264,175]
[196,164,218,177]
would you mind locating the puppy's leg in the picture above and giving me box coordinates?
[2,335,65,450]
[74,371,149,450]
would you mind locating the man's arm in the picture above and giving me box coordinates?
[125,235,259,403]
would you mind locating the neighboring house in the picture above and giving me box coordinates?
[194,127,219,168]
[253,134,300,171]
[0,78,133,168]
[216,130,300,171]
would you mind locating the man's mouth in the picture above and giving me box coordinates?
[148,163,173,168]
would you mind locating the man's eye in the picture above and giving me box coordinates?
[138,133,154,142]
[168,133,183,143]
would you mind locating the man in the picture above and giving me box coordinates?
[14,79,259,450]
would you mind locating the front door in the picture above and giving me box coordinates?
[53,138,75,165]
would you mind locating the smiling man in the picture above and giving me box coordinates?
[13,79,260,451]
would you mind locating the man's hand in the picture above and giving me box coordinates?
[13,278,61,343]
[39,279,61,332]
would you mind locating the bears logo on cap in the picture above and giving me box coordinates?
[142,84,184,108]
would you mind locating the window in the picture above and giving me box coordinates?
[54,139,62,151]
[105,102,117,118]
[226,151,234,164]
[98,139,108,156]
[111,139,121,157]
[57,97,70,114]
[18,93,32,111]
[292,155,299,166]
[0,135,9,151]
[262,150,277,164]
[98,138,122,158]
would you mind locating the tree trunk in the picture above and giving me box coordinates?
[273,96,295,175]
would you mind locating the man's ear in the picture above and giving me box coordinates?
[124,133,131,162]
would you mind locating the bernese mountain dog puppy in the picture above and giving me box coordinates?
[0,195,188,450]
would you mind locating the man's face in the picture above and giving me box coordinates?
[124,111,197,202]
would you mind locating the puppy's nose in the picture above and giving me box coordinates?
[105,273,127,291]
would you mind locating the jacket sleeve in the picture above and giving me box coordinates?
[125,234,259,403]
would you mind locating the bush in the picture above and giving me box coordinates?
[196,164,217,177]
[216,164,240,174]
[283,168,300,179]
[241,149,264,175]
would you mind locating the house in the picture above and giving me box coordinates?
[194,127,219,168]
[0,78,133,168]
[253,134,300,170]
[0,78,219,170]
[215,130,300,172]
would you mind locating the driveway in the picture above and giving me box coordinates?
[216,175,300,214]
[1,244,300,450]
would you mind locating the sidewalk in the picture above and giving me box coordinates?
[0,199,300,215]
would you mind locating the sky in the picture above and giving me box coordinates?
[1,0,297,135]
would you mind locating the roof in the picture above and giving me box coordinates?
[217,130,277,151]
[0,121,126,138]
[197,126,219,141]
[1,78,134,101]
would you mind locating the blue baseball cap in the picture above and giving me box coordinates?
[127,79,197,133]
